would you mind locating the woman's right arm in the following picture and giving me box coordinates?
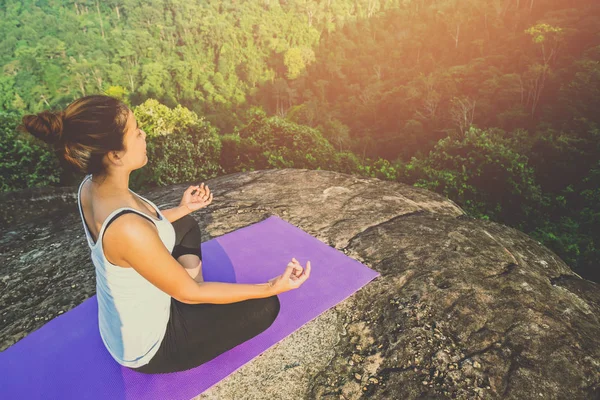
[103,214,276,304]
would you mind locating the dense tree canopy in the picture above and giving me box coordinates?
[1,0,599,281]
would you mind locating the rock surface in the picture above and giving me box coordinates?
[0,168,598,399]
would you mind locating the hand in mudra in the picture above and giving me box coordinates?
[180,182,213,212]
[268,257,311,294]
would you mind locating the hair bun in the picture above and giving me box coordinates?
[21,110,65,146]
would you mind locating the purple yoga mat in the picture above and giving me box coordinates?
[0,215,379,399]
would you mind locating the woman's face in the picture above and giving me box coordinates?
[121,109,148,170]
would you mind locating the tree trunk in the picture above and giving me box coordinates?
[127,73,135,93]
[79,78,86,97]
[455,24,460,48]
[518,75,524,105]
[96,1,105,39]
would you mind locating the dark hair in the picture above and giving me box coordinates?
[19,95,130,177]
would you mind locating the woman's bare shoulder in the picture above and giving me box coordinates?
[103,212,158,268]
[81,180,157,267]
[81,180,127,239]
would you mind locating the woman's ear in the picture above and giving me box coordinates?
[106,150,123,166]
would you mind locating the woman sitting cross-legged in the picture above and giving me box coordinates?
[19,94,311,374]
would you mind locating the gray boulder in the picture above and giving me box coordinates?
[1,169,598,399]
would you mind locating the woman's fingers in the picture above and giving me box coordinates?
[292,258,308,274]
[191,183,213,203]
[197,183,209,196]
[289,260,302,270]
[191,183,209,195]
[186,185,199,197]
[301,261,311,280]
[291,257,302,270]
[284,259,311,288]
[294,269,309,287]
[201,186,211,201]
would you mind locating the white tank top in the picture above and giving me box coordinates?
[76,174,176,368]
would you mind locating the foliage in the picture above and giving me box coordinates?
[0,0,599,280]
[130,101,224,189]
[235,112,340,171]
[0,112,62,191]
[402,127,543,230]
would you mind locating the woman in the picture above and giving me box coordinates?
[20,94,311,374]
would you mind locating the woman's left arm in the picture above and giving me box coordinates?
[162,183,213,223]
[161,205,191,223]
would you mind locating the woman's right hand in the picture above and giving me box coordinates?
[267,257,311,295]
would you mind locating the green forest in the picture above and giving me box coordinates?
[0,0,599,283]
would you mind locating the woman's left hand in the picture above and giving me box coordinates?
[180,182,213,213]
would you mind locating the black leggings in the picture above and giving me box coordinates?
[130,214,281,374]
